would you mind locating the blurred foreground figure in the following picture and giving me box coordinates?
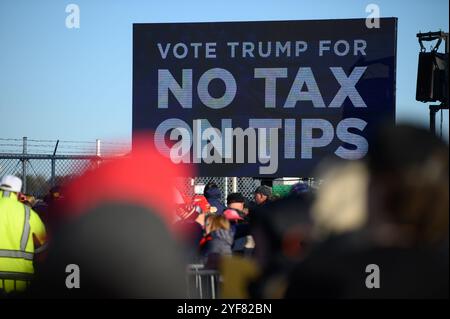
[285,125,449,298]
[29,137,190,298]
[0,175,47,295]
[248,192,315,298]
[367,125,448,248]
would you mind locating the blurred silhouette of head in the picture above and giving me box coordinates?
[311,161,369,240]
[32,135,192,298]
[251,195,314,271]
[367,124,449,246]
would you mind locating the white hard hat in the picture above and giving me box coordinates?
[0,175,22,193]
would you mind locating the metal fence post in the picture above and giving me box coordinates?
[96,139,101,168]
[51,140,59,187]
[22,137,27,193]
[96,139,101,157]
[232,177,237,193]
[224,177,228,204]
[51,158,56,187]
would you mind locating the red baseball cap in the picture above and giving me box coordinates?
[60,134,193,229]
[223,208,244,221]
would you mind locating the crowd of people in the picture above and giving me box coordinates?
[174,183,273,267]
[0,124,448,298]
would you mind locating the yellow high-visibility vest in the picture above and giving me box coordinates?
[0,191,47,293]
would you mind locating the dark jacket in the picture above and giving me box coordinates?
[173,220,204,262]
[201,229,233,257]
[285,235,449,299]
[230,222,251,253]
[204,187,226,215]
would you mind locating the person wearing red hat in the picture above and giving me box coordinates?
[224,193,253,257]
[174,194,212,263]
[29,136,192,298]
[225,192,247,220]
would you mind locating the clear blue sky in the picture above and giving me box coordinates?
[0,0,448,144]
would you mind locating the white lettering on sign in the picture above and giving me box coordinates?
[158,67,366,109]
[157,40,367,59]
[146,32,383,175]
[154,118,369,174]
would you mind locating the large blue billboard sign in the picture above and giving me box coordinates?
[132,19,397,177]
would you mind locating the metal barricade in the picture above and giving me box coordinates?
[186,264,220,299]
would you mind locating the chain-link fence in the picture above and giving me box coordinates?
[0,138,308,201]
[0,154,100,198]
[175,177,262,203]
[0,153,267,202]
[0,137,128,198]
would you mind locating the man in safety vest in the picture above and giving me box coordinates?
[0,175,47,294]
